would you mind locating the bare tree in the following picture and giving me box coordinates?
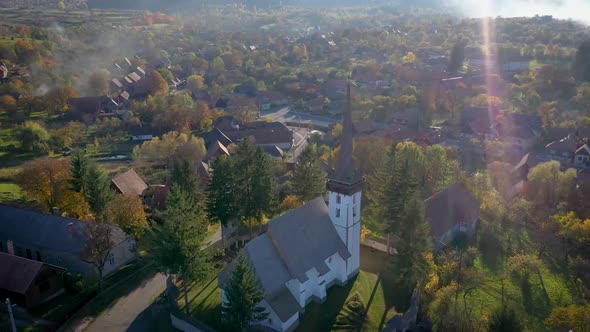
[81,220,114,292]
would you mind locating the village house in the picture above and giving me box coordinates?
[111,169,148,196]
[203,140,231,162]
[262,145,285,161]
[224,121,294,150]
[218,83,362,332]
[203,127,234,149]
[306,96,328,113]
[67,96,118,123]
[128,123,154,141]
[425,183,480,251]
[545,136,577,168]
[574,144,590,168]
[260,90,289,111]
[0,205,135,276]
[497,113,542,153]
[0,252,66,308]
[501,55,533,73]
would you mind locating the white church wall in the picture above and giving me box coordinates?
[328,190,362,279]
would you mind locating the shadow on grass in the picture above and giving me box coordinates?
[361,246,411,330]
[187,278,217,307]
[296,275,356,332]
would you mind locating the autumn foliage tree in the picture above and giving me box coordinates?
[132,131,206,167]
[147,70,169,96]
[47,85,79,114]
[105,193,148,238]
[88,69,111,96]
[186,74,205,95]
[16,158,89,217]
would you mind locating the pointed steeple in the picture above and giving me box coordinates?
[327,79,363,194]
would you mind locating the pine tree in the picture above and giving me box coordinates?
[447,40,466,73]
[207,155,239,252]
[292,144,326,202]
[171,160,203,200]
[84,163,115,219]
[149,184,211,313]
[234,139,277,238]
[222,254,269,331]
[70,150,89,193]
[368,142,421,236]
[393,192,431,289]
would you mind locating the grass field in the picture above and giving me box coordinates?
[463,220,580,332]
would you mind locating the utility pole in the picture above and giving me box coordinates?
[5,298,17,332]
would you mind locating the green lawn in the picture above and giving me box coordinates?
[0,183,21,202]
[180,246,405,332]
[467,256,576,332]
[178,276,224,331]
[465,221,579,332]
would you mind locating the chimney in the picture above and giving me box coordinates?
[6,240,14,255]
[52,207,60,215]
[67,223,74,237]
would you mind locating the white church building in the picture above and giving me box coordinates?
[218,83,363,332]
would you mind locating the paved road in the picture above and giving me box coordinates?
[261,107,337,127]
[67,230,222,332]
[80,273,167,332]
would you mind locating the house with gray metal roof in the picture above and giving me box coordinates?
[0,205,136,276]
[218,81,363,332]
[424,183,480,251]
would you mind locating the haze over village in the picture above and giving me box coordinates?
[1,1,590,332]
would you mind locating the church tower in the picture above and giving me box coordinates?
[327,81,363,278]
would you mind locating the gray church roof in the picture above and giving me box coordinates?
[267,197,351,282]
[245,233,291,296]
[218,197,350,323]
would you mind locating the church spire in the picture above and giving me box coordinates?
[327,79,363,193]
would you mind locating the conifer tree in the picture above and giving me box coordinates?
[70,150,89,193]
[234,139,277,238]
[84,163,115,219]
[149,184,210,313]
[207,155,239,251]
[292,144,326,202]
[222,254,269,331]
[393,192,431,289]
[171,160,203,199]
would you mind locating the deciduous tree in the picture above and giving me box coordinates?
[46,85,79,114]
[132,131,206,167]
[81,220,114,292]
[88,70,110,96]
[545,305,590,331]
[105,193,148,238]
[147,70,169,96]
[186,74,205,95]
[16,158,70,212]
[17,121,50,153]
